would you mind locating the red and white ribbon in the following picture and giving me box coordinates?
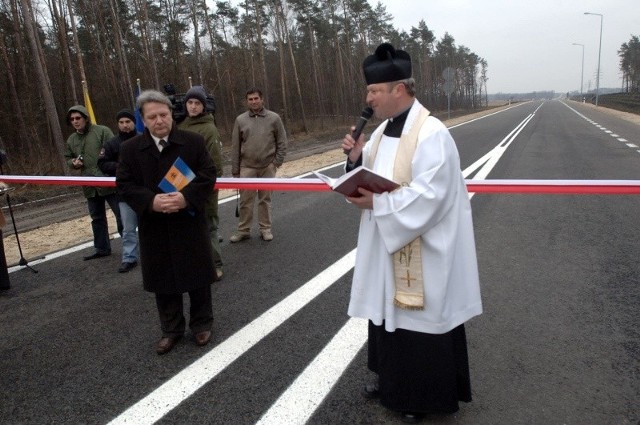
[1,175,640,194]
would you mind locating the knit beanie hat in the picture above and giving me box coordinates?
[184,85,207,105]
[116,109,135,121]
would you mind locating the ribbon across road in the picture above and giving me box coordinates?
[1,175,640,195]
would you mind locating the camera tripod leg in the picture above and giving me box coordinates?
[0,229,10,289]
[5,194,38,274]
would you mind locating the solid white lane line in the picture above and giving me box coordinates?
[256,318,368,425]
[462,113,535,178]
[465,114,535,182]
[447,101,531,130]
[108,250,356,425]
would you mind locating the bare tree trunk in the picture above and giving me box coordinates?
[252,0,269,99]
[203,4,232,130]
[9,0,29,85]
[277,0,306,133]
[19,0,67,173]
[188,0,204,84]
[133,0,160,89]
[108,0,135,103]
[84,3,120,112]
[307,20,324,118]
[66,0,87,89]
[273,3,288,124]
[50,0,78,103]
[0,33,32,157]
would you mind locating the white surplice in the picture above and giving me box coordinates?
[347,100,483,334]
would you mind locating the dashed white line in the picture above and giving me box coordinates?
[562,102,637,153]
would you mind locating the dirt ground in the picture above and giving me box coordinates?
[3,101,638,267]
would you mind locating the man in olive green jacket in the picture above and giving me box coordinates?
[64,105,123,260]
[177,86,224,280]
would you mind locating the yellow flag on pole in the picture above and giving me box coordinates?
[81,80,96,124]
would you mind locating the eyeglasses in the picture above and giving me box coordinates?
[70,116,84,121]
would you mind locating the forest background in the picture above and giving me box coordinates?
[0,0,638,178]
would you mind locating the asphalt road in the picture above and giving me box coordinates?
[1,100,638,424]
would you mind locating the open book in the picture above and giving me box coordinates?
[313,165,400,197]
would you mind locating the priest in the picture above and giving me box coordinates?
[341,43,483,422]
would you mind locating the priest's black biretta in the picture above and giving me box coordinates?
[362,43,412,85]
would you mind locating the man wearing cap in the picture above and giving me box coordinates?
[98,109,140,273]
[178,86,224,280]
[230,88,287,242]
[341,43,482,421]
[64,105,123,261]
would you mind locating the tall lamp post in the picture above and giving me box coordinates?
[584,12,603,106]
[572,43,585,95]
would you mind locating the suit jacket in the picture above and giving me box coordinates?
[116,127,216,293]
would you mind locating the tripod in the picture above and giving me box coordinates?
[0,156,38,273]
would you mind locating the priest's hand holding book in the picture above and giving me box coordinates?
[346,188,374,209]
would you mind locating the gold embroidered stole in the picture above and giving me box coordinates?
[367,106,431,310]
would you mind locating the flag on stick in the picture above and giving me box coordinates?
[134,79,145,133]
[81,80,96,124]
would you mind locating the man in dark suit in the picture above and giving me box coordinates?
[116,90,217,355]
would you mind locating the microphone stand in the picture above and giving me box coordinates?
[0,162,38,273]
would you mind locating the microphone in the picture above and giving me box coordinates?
[344,106,374,155]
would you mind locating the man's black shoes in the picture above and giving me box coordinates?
[118,261,138,273]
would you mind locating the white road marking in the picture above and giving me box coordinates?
[256,318,368,425]
[107,250,356,425]
[562,102,637,153]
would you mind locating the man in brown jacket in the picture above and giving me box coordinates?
[230,88,287,242]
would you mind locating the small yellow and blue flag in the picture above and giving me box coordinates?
[158,157,195,193]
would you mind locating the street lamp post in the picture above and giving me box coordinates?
[572,43,585,95]
[584,12,603,106]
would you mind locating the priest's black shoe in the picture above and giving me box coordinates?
[83,252,111,261]
[400,412,424,424]
[362,381,380,399]
[118,261,138,273]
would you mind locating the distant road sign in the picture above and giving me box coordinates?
[443,80,455,95]
[442,67,455,81]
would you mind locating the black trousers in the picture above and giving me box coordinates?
[368,321,472,414]
[155,285,213,337]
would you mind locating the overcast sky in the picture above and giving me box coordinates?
[375,0,638,94]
